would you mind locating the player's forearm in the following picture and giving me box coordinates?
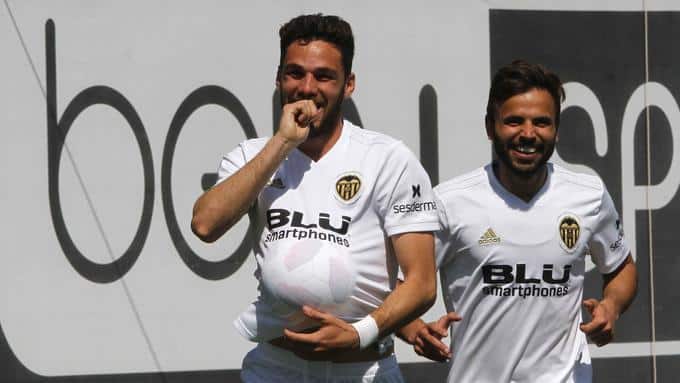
[371,270,436,338]
[369,232,437,338]
[602,254,637,317]
[191,134,296,242]
[369,232,437,337]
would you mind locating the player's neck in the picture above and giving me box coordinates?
[298,119,343,162]
[493,162,548,203]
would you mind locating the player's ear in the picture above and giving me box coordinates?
[344,72,356,98]
[485,115,494,140]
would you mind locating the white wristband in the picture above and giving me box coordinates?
[351,315,380,350]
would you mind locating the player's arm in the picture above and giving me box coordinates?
[601,254,637,315]
[397,192,461,362]
[580,254,637,346]
[580,183,638,346]
[371,231,437,337]
[191,100,318,242]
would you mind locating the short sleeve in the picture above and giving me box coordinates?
[375,142,440,237]
[433,191,452,269]
[589,185,630,274]
[216,143,248,185]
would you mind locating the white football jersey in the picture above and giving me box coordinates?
[434,163,629,383]
[217,121,439,342]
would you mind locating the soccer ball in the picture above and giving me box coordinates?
[261,240,357,315]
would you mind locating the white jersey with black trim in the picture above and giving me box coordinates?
[216,120,439,342]
[434,163,629,383]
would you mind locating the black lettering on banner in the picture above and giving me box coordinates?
[419,85,439,185]
[46,20,154,284]
[162,85,257,280]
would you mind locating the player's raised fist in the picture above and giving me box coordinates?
[277,99,321,146]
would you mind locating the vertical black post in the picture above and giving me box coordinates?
[419,84,439,185]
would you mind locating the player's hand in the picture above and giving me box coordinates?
[412,312,461,362]
[277,100,321,146]
[579,298,618,347]
[283,305,359,354]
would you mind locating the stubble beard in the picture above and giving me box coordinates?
[492,131,555,179]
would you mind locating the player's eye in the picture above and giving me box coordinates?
[504,116,523,126]
[284,67,305,79]
[533,117,553,127]
[314,70,336,82]
[289,71,304,79]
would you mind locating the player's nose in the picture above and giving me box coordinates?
[298,73,318,97]
[519,122,537,139]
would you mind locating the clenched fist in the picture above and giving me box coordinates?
[277,99,321,146]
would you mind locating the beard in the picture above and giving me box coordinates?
[280,91,345,140]
[309,93,344,139]
[492,131,555,179]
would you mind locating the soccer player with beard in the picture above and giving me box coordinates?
[192,14,439,382]
[398,60,637,383]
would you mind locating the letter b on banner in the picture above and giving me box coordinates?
[46,20,154,284]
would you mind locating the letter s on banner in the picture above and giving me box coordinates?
[621,82,680,261]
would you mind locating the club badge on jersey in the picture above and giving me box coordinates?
[334,172,362,204]
[558,213,581,253]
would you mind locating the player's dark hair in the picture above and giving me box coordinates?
[278,14,354,79]
[485,60,565,128]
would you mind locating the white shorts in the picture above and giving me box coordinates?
[241,343,405,383]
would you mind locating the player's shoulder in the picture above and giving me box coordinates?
[344,121,405,153]
[434,166,488,201]
[223,136,270,160]
[550,163,605,194]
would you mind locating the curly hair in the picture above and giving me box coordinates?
[278,14,354,78]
